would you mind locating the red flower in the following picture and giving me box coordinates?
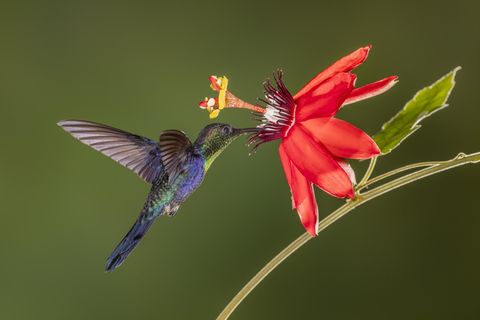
[250,45,397,236]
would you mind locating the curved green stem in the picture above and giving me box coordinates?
[357,160,446,191]
[217,152,480,320]
[356,157,378,191]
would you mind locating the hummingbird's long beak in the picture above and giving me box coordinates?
[233,127,259,136]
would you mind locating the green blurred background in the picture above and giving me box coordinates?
[1,0,479,319]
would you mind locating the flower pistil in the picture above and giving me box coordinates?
[199,75,266,119]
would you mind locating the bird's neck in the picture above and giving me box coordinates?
[194,142,226,172]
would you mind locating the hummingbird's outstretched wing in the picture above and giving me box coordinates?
[58,120,163,183]
[104,131,193,272]
[158,130,193,184]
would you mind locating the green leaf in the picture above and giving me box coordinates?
[373,67,461,155]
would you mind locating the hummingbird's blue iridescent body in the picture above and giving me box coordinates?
[146,155,204,218]
[58,120,256,271]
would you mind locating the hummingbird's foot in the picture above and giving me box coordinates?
[166,204,180,217]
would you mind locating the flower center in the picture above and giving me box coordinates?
[249,70,296,150]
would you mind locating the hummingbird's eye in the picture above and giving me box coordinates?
[222,125,233,135]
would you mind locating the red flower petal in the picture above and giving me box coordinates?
[294,45,371,100]
[279,143,319,236]
[279,143,295,209]
[283,125,354,199]
[290,165,319,236]
[343,76,398,106]
[301,118,380,159]
[295,73,356,121]
[337,159,357,185]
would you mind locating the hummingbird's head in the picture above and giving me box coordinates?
[195,123,258,170]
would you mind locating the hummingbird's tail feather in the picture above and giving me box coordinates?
[105,217,155,272]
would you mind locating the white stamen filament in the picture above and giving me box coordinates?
[264,106,281,123]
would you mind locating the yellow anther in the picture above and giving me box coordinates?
[217,76,228,110]
[219,76,228,90]
[209,109,220,119]
[202,75,230,119]
[218,90,226,110]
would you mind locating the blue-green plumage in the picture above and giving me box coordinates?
[58,120,256,271]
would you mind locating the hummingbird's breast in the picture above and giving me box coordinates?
[173,155,205,204]
[143,155,205,218]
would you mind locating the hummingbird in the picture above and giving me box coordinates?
[58,120,257,272]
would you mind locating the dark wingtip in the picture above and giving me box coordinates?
[105,254,122,272]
